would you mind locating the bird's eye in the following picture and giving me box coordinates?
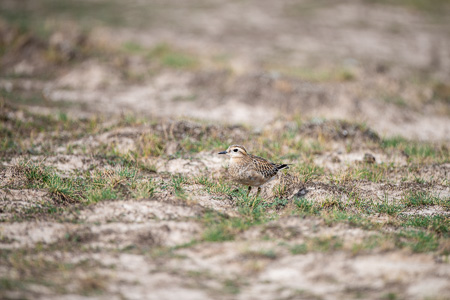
[233,149,238,152]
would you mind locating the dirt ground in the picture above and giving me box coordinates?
[0,1,449,299]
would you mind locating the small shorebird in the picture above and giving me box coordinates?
[218,145,289,198]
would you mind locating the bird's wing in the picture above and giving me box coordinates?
[249,154,280,179]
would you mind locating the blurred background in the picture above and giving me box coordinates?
[0,0,449,141]
[1,2,449,299]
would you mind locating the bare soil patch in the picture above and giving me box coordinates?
[1,1,449,299]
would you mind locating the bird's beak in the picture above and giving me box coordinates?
[218,151,227,155]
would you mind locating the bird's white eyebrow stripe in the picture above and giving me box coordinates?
[229,145,247,152]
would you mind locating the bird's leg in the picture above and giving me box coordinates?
[251,187,262,208]
[246,186,251,197]
[255,186,261,198]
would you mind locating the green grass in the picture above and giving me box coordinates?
[86,187,118,203]
[121,41,146,54]
[1,249,108,296]
[12,154,447,253]
[0,277,25,291]
[288,236,344,254]
[381,136,448,163]
[202,212,239,242]
[122,42,200,70]
[403,191,444,207]
[374,196,403,216]
[319,197,347,210]
[326,209,376,229]
[171,175,187,199]
[161,52,197,68]
[222,279,241,295]
[199,185,284,242]
[352,163,392,182]
[253,249,278,259]
[271,65,356,83]
[0,0,150,30]
[194,176,234,195]
[11,161,155,206]
[262,197,289,209]
[401,215,449,235]
[351,235,386,254]
[294,163,324,183]
[294,197,318,214]
[1,97,449,258]
[0,100,103,156]
[131,180,156,199]
[383,292,398,300]
[364,0,450,18]
[1,8,449,296]
[309,236,344,252]
[396,230,440,253]
[328,163,394,184]
[290,243,308,255]
[382,95,407,107]
[297,140,326,155]
[148,43,199,69]
[0,89,48,106]
[287,192,448,254]
[46,173,84,203]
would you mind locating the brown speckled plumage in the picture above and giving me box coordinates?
[219,145,289,197]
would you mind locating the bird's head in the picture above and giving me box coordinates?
[218,145,248,158]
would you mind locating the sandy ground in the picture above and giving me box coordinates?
[1,0,450,140]
[0,0,449,299]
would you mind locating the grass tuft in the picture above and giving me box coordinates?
[381,136,448,163]
[403,191,443,207]
[14,161,155,206]
[294,197,318,214]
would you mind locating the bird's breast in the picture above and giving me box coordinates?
[228,162,267,186]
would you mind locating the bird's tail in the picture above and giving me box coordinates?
[276,164,289,170]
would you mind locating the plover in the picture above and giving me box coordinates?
[218,145,289,198]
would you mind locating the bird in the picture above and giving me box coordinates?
[218,145,289,198]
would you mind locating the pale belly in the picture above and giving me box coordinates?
[229,164,270,187]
